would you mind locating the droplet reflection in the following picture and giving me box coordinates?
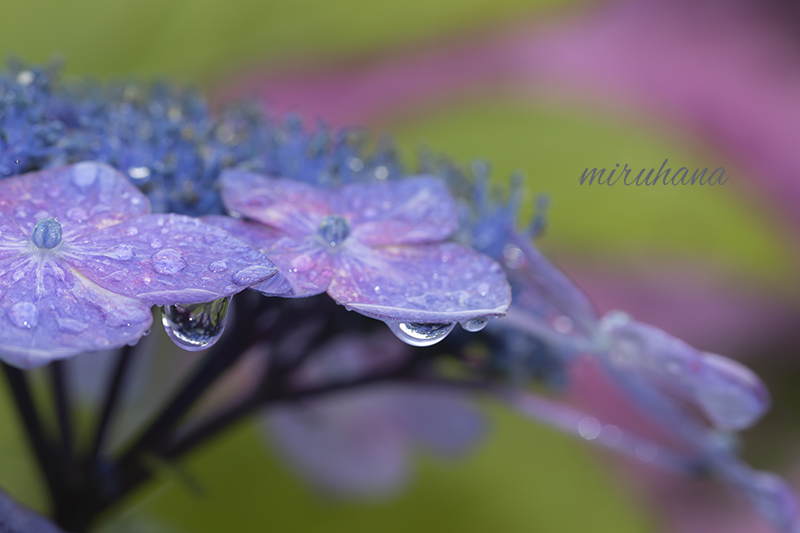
[162,297,230,351]
[387,321,455,347]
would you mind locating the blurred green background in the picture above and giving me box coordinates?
[2,0,797,531]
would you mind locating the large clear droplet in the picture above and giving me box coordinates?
[459,317,488,332]
[693,352,770,430]
[317,215,351,247]
[30,218,62,250]
[161,297,230,352]
[387,321,455,347]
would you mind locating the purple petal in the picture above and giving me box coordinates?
[385,386,485,456]
[266,393,409,498]
[0,162,149,240]
[204,216,332,298]
[0,257,152,367]
[333,177,458,246]
[600,316,770,431]
[503,233,599,341]
[220,170,331,237]
[291,331,411,388]
[61,214,278,306]
[328,241,510,322]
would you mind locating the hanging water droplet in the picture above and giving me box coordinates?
[387,321,455,347]
[692,352,770,430]
[161,297,230,352]
[460,317,488,332]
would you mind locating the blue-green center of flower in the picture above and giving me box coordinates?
[317,215,351,247]
[31,218,63,250]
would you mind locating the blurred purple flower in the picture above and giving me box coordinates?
[207,170,511,330]
[0,161,276,367]
[265,332,485,498]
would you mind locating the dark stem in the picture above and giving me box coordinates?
[89,344,134,462]
[1,363,62,514]
[49,360,73,462]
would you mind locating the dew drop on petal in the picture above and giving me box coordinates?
[209,260,228,273]
[387,321,455,347]
[9,302,38,329]
[152,248,187,275]
[161,297,230,352]
[232,265,276,286]
[71,162,98,187]
[104,244,134,261]
[460,317,488,332]
[502,244,525,269]
[693,352,770,430]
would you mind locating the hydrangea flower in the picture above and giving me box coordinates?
[206,170,511,342]
[0,161,276,367]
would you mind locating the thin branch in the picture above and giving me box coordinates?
[88,344,134,462]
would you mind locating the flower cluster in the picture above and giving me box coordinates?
[0,63,796,533]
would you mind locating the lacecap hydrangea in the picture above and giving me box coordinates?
[0,62,797,533]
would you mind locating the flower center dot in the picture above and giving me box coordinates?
[31,218,63,250]
[317,215,351,247]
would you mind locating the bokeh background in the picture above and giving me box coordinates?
[3,0,800,531]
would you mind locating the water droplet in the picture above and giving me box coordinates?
[161,297,230,351]
[128,166,151,180]
[16,70,34,86]
[693,352,770,430]
[104,244,134,261]
[578,417,601,440]
[71,162,98,187]
[208,260,228,273]
[126,226,139,236]
[9,302,38,329]
[232,265,276,285]
[30,218,62,249]
[387,321,455,347]
[152,249,187,275]
[14,159,20,165]
[460,317,488,332]
[502,245,525,269]
[373,285,381,294]
[317,215,351,247]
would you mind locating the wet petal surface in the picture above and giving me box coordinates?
[0,257,152,367]
[334,177,458,246]
[0,162,149,240]
[62,214,278,306]
[328,241,511,322]
[220,170,331,237]
[206,216,332,298]
[600,316,770,430]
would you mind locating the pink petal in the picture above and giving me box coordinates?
[333,176,458,246]
[0,257,152,368]
[220,170,331,237]
[61,214,277,306]
[328,241,510,322]
[0,162,149,240]
[205,216,332,298]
